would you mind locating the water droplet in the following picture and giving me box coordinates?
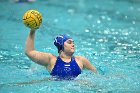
[132,21,135,24]
[67,9,75,15]
[129,6,134,10]
[92,24,95,28]
[97,20,101,24]
[125,16,128,19]
[98,39,103,42]
[87,14,93,19]
[107,17,111,21]
[104,30,109,34]
[54,19,58,23]
[85,29,90,32]
[101,15,105,19]
[116,11,120,15]
[117,43,121,45]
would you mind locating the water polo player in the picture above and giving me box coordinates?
[25,29,97,80]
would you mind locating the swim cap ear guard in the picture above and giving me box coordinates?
[54,34,72,53]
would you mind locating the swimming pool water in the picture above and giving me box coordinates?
[0,0,140,93]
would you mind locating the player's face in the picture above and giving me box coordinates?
[64,39,75,54]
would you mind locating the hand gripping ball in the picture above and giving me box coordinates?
[23,10,42,29]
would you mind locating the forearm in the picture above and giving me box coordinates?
[91,66,97,74]
[85,64,97,73]
[25,29,36,53]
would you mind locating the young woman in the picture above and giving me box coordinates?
[25,29,97,80]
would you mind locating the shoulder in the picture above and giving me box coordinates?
[75,56,91,66]
[40,52,57,61]
[41,53,57,65]
[49,53,57,62]
[75,56,88,62]
[75,56,97,73]
[48,53,57,58]
[75,56,87,60]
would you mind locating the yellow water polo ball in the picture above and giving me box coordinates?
[23,10,42,29]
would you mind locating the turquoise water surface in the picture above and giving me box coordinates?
[0,0,140,93]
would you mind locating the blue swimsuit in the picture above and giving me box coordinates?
[50,56,81,80]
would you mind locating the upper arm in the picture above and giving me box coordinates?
[25,50,54,66]
[81,57,97,73]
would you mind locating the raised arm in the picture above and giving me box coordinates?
[25,29,53,66]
